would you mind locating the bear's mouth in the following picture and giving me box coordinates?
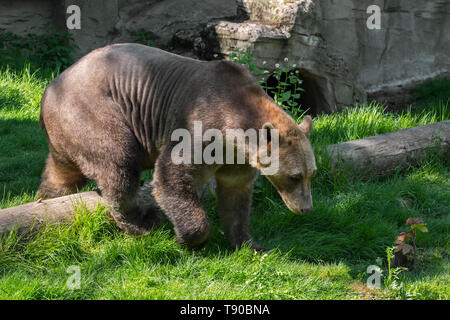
[279,192,313,215]
[279,193,301,214]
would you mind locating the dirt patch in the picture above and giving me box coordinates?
[350,282,382,300]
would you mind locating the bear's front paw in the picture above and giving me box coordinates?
[107,206,162,235]
[108,209,150,235]
[247,240,270,252]
[176,221,211,249]
[233,239,269,252]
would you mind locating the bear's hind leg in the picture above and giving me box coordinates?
[38,153,87,199]
[95,163,162,235]
[135,180,164,231]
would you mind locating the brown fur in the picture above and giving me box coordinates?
[38,44,316,250]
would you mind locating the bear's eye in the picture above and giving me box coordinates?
[289,173,302,182]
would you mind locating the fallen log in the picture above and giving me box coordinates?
[326,120,450,175]
[0,191,107,236]
[0,121,449,235]
[0,181,154,236]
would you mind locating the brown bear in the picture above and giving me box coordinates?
[38,43,317,251]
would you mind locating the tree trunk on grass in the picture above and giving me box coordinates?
[0,191,107,235]
[326,120,450,175]
[0,180,154,236]
[0,121,449,235]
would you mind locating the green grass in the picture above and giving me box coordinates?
[0,66,449,300]
[411,76,450,107]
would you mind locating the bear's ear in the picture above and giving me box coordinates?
[299,115,313,138]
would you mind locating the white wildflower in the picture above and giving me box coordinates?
[284,57,289,62]
[292,63,297,68]
[275,63,280,68]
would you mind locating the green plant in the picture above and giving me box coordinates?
[265,58,304,119]
[132,30,156,47]
[0,24,78,71]
[384,246,408,291]
[411,76,450,106]
[229,47,304,120]
[393,218,429,268]
[378,218,430,297]
[228,45,262,75]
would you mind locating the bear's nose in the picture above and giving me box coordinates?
[301,206,313,213]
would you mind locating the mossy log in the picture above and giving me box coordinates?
[0,121,449,235]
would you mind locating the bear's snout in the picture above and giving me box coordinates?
[300,206,313,214]
[280,192,314,215]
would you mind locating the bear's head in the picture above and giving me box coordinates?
[258,116,317,214]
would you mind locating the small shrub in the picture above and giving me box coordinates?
[132,29,156,47]
[383,245,408,296]
[228,45,263,75]
[264,58,304,119]
[392,218,429,268]
[0,24,78,71]
[229,46,304,120]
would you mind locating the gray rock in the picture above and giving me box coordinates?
[0,0,53,34]
[205,0,449,112]
[112,0,238,55]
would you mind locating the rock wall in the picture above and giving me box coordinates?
[59,0,119,55]
[1,0,448,113]
[0,0,54,34]
[207,0,450,112]
[113,0,238,57]
[317,0,450,94]
[208,0,367,112]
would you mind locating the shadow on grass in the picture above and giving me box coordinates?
[0,118,47,198]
